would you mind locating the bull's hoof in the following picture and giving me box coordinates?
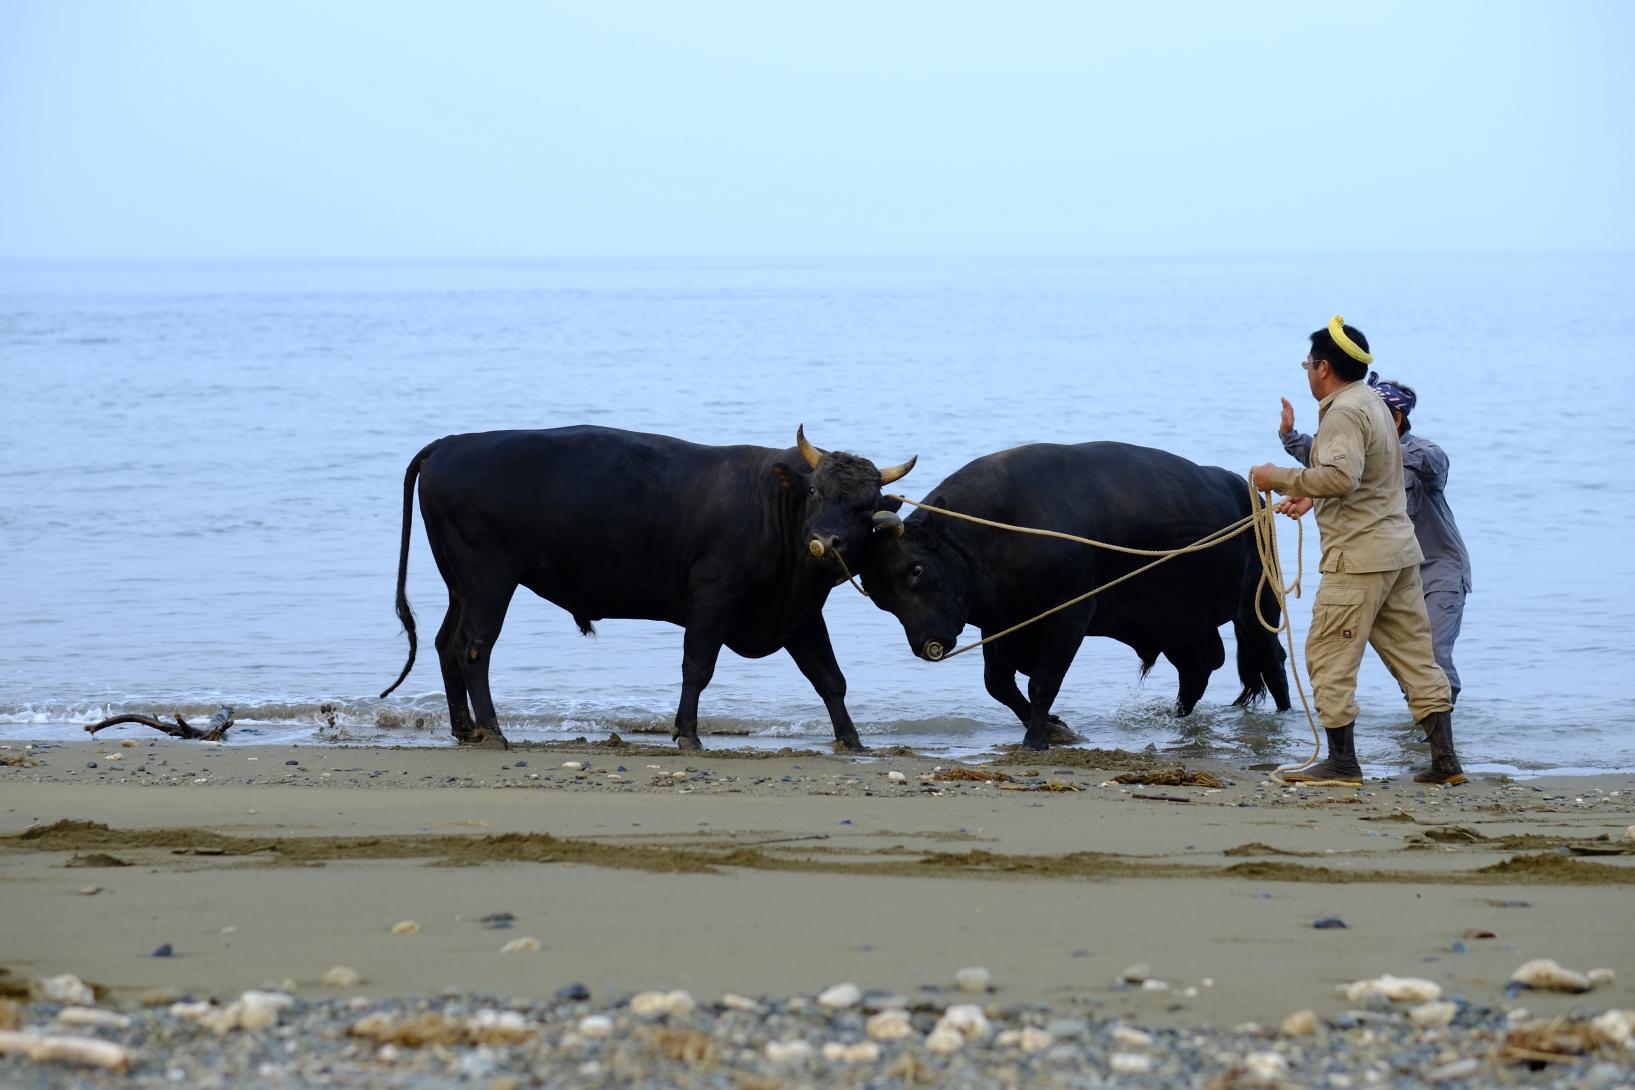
[461,728,510,750]
[833,735,868,754]
[674,735,704,753]
[1172,702,1198,718]
[1021,733,1051,752]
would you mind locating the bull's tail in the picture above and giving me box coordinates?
[1231,577,1291,711]
[379,441,439,699]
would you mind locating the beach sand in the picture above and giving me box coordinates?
[3,735,1632,1084]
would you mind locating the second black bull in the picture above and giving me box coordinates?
[860,441,1292,750]
[381,425,915,750]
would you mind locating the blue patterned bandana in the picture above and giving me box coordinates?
[1366,372,1417,418]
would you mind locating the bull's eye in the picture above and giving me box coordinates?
[908,564,923,581]
[808,486,817,497]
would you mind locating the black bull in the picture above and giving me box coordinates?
[860,441,1292,750]
[381,425,915,750]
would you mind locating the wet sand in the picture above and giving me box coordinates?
[3,736,1632,1029]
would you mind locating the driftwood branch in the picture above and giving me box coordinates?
[85,706,234,741]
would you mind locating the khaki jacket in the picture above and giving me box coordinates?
[1264,381,1422,574]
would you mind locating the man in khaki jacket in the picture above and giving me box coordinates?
[1250,317,1463,786]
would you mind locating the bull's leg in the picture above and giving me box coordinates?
[673,627,724,752]
[783,615,865,752]
[434,596,478,742]
[1023,667,1069,751]
[453,582,516,749]
[1163,631,1225,717]
[983,653,1083,744]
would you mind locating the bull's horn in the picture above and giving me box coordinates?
[877,454,918,485]
[795,424,823,469]
[872,510,905,537]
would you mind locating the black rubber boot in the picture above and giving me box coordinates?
[1283,724,1363,786]
[1413,711,1466,786]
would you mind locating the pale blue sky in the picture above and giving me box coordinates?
[3,0,1631,257]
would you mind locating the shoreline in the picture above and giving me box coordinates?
[3,739,1632,1085]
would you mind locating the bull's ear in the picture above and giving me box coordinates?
[872,511,905,537]
[771,461,806,490]
[878,493,904,513]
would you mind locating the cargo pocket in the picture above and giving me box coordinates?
[1311,586,1366,643]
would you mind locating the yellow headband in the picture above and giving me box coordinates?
[1328,315,1373,364]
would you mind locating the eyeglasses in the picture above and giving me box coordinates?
[1300,358,1321,371]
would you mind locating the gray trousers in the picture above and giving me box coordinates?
[1424,588,1465,704]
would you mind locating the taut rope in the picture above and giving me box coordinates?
[868,478,1328,784]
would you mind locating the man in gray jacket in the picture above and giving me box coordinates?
[1279,378,1472,702]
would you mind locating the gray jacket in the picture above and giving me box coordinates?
[1281,429,1472,594]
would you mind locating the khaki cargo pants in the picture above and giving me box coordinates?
[1306,566,1454,727]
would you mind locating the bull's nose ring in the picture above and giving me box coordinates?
[924,641,945,661]
[808,538,826,558]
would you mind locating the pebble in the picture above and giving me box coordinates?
[1281,1008,1320,1035]
[150,943,174,958]
[29,975,94,1005]
[887,770,907,782]
[1313,916,1347,929]
[821,1040,880,1063]
[954,966,992,993]
[1409,1000,1459,1027]
[76,886,100,896]
[817,982,862,1010]
[390,920,420,935]
[1425,1056,1480,1082]
[866,1009,913,1041]
[1111,1025,1154,1049]
[54,1007,131,1030]
[937,1004,990,1041]
[322,966,363,988]
[924,1027,964,1054]
[1586,967,1616,988]
[764,1039,814,1064]
[1244,1051,1289,1079]
[1109,1051,1154,1073]
[577,1014,612,1039]
[561,762,584,770]
[721,993,764,1013]
[1342,974,1441,1004]
[555,982,590,1002]
[498,937,541,954]
[629,989,694,1017]
[1510,957,1590,993]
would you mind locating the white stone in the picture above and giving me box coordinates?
[887,770,907,782]
[0,1030,132,1072]
[30,975,94,1005]
[1587,968,1616,989]
[720,993,763,1012]
[169,1001,214,1021]
[1141,979,1171,991]
[1281,1009,1319,1036]
[1623,825,1634,841]
[1245,1051,1290,1079]
[662,990,696,1016]
[866,1009,913,1041]
[1426,1057,1480,1082]
[765,1039,814,1064]
[561,761,584,770]
[1110,1051,1154,1074]
[202,991,294,1034]
[954,966,992,993]
[390,920,420,935]
[1119,962,1151,984]
[577,1014,613,1039]
[499,936,541,954]
[322,965,363,989]
[1590,1009,1633,1046]
[1341,975,1442,1004]
[55,1007,131,1030]
[1510,958,1590,993]
[1019,1027,1053,1053]
[1409,1001,1459,1028]
[838,1041,879,1063]
[1112,1025,1154,1049]
[817,982,862,1010]
[937,1003,990,1040]
[924,1028,964,1054]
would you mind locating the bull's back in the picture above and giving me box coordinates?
[417,427,759,582]
[928,442,1253,637]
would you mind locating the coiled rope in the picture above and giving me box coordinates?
[846,476,1328,784]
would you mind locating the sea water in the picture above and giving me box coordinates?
[3,255,1631,774]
